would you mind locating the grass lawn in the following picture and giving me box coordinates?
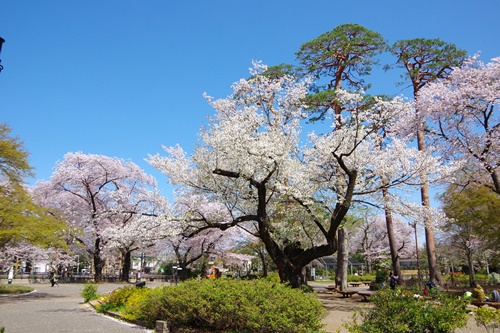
[0,284,34,295]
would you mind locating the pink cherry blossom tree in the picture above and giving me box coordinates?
[149,62,444,288]
[417,55,500,195]
[33,152,162,282]
[350,214,415,273]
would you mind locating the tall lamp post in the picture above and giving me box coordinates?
[0,37,5,73]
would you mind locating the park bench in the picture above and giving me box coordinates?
[471,301,500,310]
[325,285,337,293]
[337,290,358,298]
[357,290,377,301]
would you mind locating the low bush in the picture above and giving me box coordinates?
[0,284,34,294]
[348,274,374,283]
[474,306,500,333]
[345,288,468,333]
[80,281,99,303]
[119,278,327,332]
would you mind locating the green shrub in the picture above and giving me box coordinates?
[474,306,500,333]
[138,278,326,332]
[80,282,99,302]
[345,288,468,333]
[488,273,500,285]
[375,270,388,283]
[348,274,374,283]
[263,272,280,283]
[0,285,34,294]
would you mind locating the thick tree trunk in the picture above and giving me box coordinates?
[93,238,104,283]
[417,127,444,286]
[258,250,268,277]
[467,248,475,287]
[335,228,348,291]
[120,250,132,282]
[276,262,306,288]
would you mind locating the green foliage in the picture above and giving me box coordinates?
[345,288,468,333]
[132,278,326,332]
[263,272,280,283]
[96,285,150,322]
[0,284,34,294]
[390,38,467,87]
[474,306,500,333]
[348,274,374,283]
[489,273,500,285]
[375,270,388,283]
[295,23,387,122]
[0,124,67,248]
[80,282,99,303]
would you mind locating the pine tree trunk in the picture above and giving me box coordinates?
[417,127,444,286]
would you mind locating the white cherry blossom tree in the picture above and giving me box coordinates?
[149,62,444,287]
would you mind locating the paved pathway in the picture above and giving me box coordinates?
[0,280,156,333]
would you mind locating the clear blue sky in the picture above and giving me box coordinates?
[2,1,500,199]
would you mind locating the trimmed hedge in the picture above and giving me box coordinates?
[99,278,326,332]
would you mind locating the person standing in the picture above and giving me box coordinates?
[388,271,398,290]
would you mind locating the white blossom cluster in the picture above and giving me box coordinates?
[149,62,450,249]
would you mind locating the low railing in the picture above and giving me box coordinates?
[0,272,171,284]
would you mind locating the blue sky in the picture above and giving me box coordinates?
[1,1,500,200]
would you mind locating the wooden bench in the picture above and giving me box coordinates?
[362,281,372,286]
[337,290,358,298]
[358,290,377,301]
[349,283,362,287]
[325,285,337,293]
[471,301,500,309]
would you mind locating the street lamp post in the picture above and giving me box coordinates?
[0,37,5,72]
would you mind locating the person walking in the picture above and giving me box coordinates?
[49,270,59,287]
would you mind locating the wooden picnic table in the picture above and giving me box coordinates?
[349,282,362,287]
[362,281,372,286]
[337,290,358,298]
[357,290,377,301]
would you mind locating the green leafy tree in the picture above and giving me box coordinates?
[390,38,467,286]
[0,124,66,248]
[440,183,500,286]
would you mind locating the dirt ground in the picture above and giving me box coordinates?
[311,283,489,333]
